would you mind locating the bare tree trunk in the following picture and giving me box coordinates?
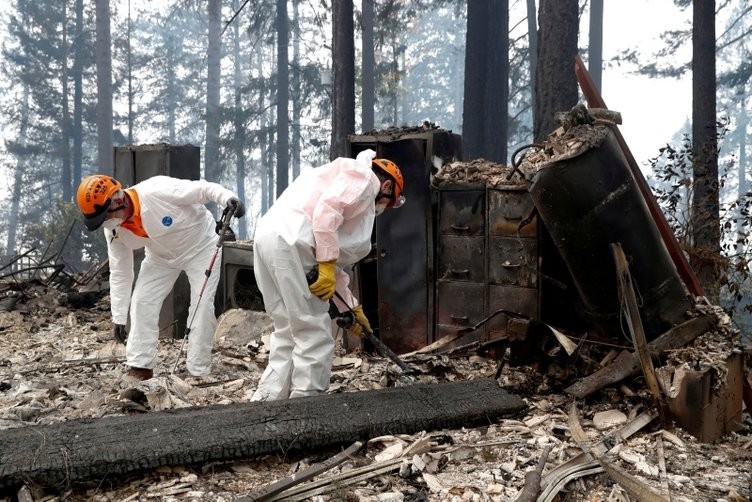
[462,0,508,163]
[588,0,603,91]
[7,83,30,256]
[166,32,177,143]
[526,0,537,114]
[690,0,720,302]
[205,0,222,187]
[61,0,72,201]
[256,50,271,215]
[95,0,113,173]
[291,0,301,180]
[232,0,247,239]
[126,0,133,144]
[533,0,578,142]
[276,0,290,196]
[331,0,355,160]
[361,0,374,132]
[73,0,84,191]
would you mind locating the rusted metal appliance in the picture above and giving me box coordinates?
[113,143,200,339]
[435,184,539,346]
[347,126,462,354]
[526,128,692,340]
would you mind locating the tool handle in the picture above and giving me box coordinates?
[216,204,236,247]
[332,290,412,376]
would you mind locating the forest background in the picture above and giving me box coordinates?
[0,0,750,327]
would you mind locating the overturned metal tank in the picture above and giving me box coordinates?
[525,126,691,340]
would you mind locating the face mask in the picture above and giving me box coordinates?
[102,217,123,230]
[375,202,388,216]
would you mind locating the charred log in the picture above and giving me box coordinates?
[0,379,525,493]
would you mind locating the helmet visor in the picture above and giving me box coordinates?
[82,199,113,231]
[83,209,108,231]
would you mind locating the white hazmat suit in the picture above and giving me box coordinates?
[106,176,238,376]
[252,149,381,400]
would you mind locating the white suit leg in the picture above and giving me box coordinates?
[127,258,181,370]
[184,246,222,376]
[251,232,330,401]
[287,305,335,399]
[251,235,294,401]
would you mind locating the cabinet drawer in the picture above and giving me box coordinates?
[438,236,485,282]
[485,285,539,340]
[439,190,485,236]
[488,284,538,316]
[488,236,537,287]
[488,188,536,236]
[437,281,486,327]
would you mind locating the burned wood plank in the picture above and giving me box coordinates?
[568,404,669,502]
[611,243,672,429]
[0,378,525,492]
[565,313,718,398]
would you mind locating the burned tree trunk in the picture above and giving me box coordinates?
[0,379,524,492]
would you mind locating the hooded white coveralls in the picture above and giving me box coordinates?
[106,176,237,376]
[252,149,381,400]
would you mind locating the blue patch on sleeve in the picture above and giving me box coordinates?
[162,216,173,227]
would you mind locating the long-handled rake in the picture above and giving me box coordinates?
[171,205,236,374]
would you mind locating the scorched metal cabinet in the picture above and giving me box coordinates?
[347,129,461,354]
[113,143,201,339]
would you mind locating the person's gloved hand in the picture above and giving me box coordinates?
[308,260,337,301]
[227,197,245,218]
[113,324,127,344]
[347,304,371,337]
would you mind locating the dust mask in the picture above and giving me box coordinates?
[102,217,123,230]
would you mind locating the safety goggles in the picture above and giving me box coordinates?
[389,194,406,209]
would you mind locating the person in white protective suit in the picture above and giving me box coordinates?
[76,174,245,380]
[251,149,405,401]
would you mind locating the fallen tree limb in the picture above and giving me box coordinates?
[568,403,669,502]
[0,378,525,493]
[565,313,718,398]
[239,441,364,502]
[514,443,552,502]
[538,409,656,501]
[258,436,440,502]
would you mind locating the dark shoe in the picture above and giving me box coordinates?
[126,367,153,380]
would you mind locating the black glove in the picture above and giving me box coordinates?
[113,324,127,344]
[228,197,245,218]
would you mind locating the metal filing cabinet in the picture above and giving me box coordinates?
[436,185,539,344]
[347,129,462,354]
[485,187,539,343]
[436,185,486,342]
[113,143,201,339]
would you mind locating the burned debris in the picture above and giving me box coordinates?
[428,104,747,443]
[0,113,750,500]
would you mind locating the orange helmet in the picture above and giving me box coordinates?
[76,175,123,231]
[372,158,405,208]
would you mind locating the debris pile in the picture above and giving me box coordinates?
[0,283,750,500]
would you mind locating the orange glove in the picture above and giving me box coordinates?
[347,305,371,337]
[309,260,337,301]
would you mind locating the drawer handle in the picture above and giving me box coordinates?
[450,315,469,323]
[449,268,470,276]
[501,261,521,268]
[450,224,470,231]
